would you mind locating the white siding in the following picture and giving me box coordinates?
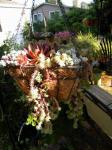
[0,3,31,45]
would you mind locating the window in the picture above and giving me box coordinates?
[33,13,43,22]
[55,11,60,16]
[37,13,43,22]
[33,14,38,22]
[49,11,60,19]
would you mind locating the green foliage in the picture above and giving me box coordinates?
[46,7,88,33]
[86,3,96,19]
[0,38,22,58]
[22,22,34,42]
[75,32,100,58]
[26,114,38,127]
[66,7,88,33]
[72,22,88,33]
[47,15,65,32]
[46,6,97,34]
[67,8,87,23]
[33,21,45,32]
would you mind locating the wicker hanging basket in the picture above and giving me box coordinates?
[42,67,79,101]
[6,65,35,95]
[6,65,79,101]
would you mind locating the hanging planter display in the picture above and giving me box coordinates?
[0,42,92,134]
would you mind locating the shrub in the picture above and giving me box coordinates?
[75,32,100,59]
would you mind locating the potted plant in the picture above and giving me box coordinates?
[75,32,100,63]
[0,41,92,136]
[83,16,97,27]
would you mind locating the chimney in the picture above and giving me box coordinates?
[73,0,78,7]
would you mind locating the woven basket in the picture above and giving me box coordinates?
[6,65,35,95]
[6,66,79,101]
[42,67,79,101]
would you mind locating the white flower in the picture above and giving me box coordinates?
[30,88,39,99]
[38,62,45,69]
[54,55,61,63]
[11,50,17,53]
[40,110,46,121]
[35,72,43,83]
[45,58,52,68]
[4,51,7,54]
[6,60,10,64]
[66,57,74,65]
[61,53,68,61]
[39,53,45,62]
[45,115,51,122]
[0,60,6,67]
[21,51,27,55]
[36,122,42,130]
[14,61,19,66]
[2,55,8,60]
[58,60,65,67]
[55,51,60,55]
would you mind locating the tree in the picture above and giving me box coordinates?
[47,14,65,33]
[22,22,34,42]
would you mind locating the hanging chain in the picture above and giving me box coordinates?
[12,0,29,41]
[31,0,36,32]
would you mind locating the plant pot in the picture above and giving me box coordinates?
[83,18,97,27]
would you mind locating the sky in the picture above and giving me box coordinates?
[14,0,93,7]
[36,0,93,6]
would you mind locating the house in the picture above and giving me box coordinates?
[32,2,71,23]
[73,0,89,8]
[81,2,89,9]
[0,0,32,45]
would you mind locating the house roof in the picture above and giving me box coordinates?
[34,2,72,10]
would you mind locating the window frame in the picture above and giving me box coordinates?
[49,10,60,19]
[37,13,43,22]
[33,13,43,22]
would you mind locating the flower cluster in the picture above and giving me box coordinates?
[26,69,61,134]
[0,50,28,66]
[55,31,71,41]
[0,46,78,69]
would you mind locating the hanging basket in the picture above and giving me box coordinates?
[42,67,79,101]
[6,65,79,101]
[6,65,36,95]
